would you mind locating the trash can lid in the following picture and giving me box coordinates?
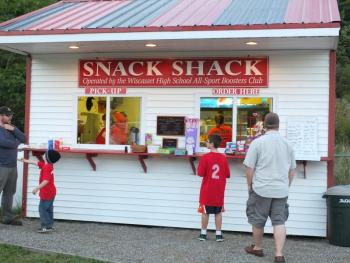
[324,185,350,196]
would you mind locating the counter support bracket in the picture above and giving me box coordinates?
[189,157,196,175]
[296,160,307,178]
[32,150,44,162]
[302,160,307,179]
[86,153,98,171]
[138,155,147,173]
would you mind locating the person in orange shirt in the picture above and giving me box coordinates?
[110,112,128,145]
[208,112,232,148]
[95,114,106,144]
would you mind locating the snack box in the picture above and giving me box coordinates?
[131,145,147,153]
[174,148,187,156]
[147,145,160,154]
[157,148,175,154]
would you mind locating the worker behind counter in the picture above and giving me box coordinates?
[208,112,232,148]
[95,114,106,144]
[110,112,128,145]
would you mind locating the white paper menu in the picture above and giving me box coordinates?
[287,118,320,161]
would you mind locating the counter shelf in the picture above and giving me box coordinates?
[24,148,197,174]
[24,148,318,177]
[221,154,308,179]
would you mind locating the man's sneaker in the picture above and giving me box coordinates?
[216,235,224,242]
[198,234,207,241]
[37,228,50,233]
[38,227,55,232]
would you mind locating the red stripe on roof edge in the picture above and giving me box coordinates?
[0,1,63,28]
[0,22,341,36]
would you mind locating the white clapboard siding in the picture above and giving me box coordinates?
[26,50,330,237]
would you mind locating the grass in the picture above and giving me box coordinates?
[334,143,350,185]
[0,243,105,263]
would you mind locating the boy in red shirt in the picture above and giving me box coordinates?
[197,134,230,241]
[19,149,60,233]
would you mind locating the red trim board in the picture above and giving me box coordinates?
[21,56,32,217]
[327,50,336,188]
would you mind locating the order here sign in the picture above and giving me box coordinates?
[79,58,269,88]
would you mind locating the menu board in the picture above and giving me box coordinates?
[287,118,319,161]
[157,116,185,136]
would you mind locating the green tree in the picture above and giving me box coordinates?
[337,0,350,98]
[0,0,57,129]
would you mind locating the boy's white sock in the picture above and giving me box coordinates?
[216,231,222,235]
[201,229,207,235]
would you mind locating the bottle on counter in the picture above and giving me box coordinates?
[145,133,152,145]
[48,139,54,150]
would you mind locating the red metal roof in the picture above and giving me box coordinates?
[27,1,129,30]
[0,0,341,33]
[149,0,232,27]
[285,0,340,24]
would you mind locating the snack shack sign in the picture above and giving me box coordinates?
[79,58,268,88]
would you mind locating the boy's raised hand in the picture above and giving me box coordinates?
[32,187,39,195]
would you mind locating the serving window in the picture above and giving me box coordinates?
[199,96,273,148]
[236,97,272,141]
[200,97,233,147]
[77,96,141,146]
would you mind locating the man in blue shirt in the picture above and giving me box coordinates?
[0,106,26,225]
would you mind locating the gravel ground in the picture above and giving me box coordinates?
[0,219,349,263]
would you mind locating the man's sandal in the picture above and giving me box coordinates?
[274,256,286,263]
[244,244,264,257]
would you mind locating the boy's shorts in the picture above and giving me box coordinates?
[246,191,289,228]
[198,204,224,214]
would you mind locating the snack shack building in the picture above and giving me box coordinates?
[0,0,340,237]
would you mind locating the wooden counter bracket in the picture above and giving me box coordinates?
[189,157,196,175]
[295,160,307,178]
[138,155,147,173]
[31,150,44,162]
[302,160,307,179]
[86,153,98,171]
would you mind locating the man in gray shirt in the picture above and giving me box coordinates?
[0,106,26,225]
[243,112,296,263]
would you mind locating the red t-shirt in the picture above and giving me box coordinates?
[95,127,106,144]
[110,124,128,144]
[208,124,232,148]
[38,162,56,200]
[197,152,230,206]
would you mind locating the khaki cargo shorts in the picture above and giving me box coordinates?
[246,191,289,228]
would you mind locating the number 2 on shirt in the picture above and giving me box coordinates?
[211,164,220,179]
